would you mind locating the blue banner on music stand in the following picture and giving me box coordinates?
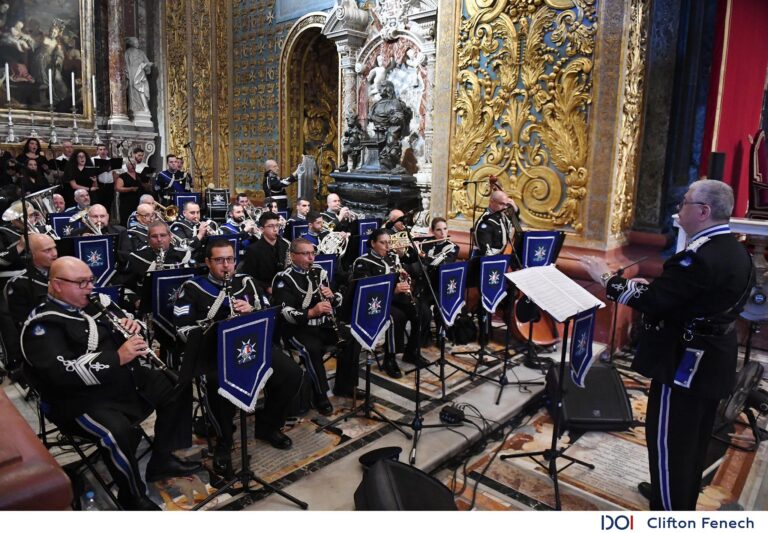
[291,223,309,240]
[479,255,510,313]
[357,219,379,257]
[207,234,242,262]
[74,234,115,287]
[521,231,561,268]
[48,213,82,238]
[173,192,200,211]
[438,261,468,327]
[277,210,288,221]
[217,306,277,412]
[92,285,122,303]
[149,267,198,338]
[314,254,336,284]
[569,307,598,388]
[206,189,229,209]
[350,273,395,351]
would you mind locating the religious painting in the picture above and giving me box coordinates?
[0,0,87,114]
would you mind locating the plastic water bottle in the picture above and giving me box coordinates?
[82,490,99,511]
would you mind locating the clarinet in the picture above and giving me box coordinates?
[391,252,415,304]
[87,294,179,384]
[223,271,239,318]
[313,267,340,336]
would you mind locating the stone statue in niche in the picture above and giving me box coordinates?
[366,54,389,104]
[125,37,153,116]
[369,80,412,174]
[339,114,365,172]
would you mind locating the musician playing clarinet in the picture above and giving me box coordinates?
[173,240,302,476]
[21,257,199,510]
[272,237,343,416]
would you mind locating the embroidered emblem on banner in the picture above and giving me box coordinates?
[368,296,382,315]
[87,250,103,267]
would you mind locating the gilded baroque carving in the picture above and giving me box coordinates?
[164,1,188,157]
[190,0,213,182]
[216,1,230,185]
[449,0,596,232]
[610,0,650,235]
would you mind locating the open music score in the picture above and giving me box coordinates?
[505,264,604,323]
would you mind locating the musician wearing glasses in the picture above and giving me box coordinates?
[474,190,518,256]
[173,241,302,474]
[4,234,57,328]
[125,221,190,292]
[350,228,426,378]
[21,257,199,510]
[272,238,343,415]
[242,211,289,295]
[285,197,311,240]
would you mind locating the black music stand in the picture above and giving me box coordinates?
[498,267,603,510]
[189,310,308,510]
[315,276,412,440]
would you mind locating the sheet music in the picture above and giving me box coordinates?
[505,264,604,322]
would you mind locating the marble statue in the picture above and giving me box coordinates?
[125,37,153,115]
[339,114,365,172]
[369,80,412,173]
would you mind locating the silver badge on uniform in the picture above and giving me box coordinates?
[276,280,285,288]
[33,325,46,336]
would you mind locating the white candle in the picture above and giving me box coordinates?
[71,72,75,107]
[4,63,9,102]
[92,75,96,110]
[48,69,53,105]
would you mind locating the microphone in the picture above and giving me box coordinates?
[117,139,125,149]
[183,140,193,148]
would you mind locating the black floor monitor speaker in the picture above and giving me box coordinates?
[545,363,633,433]
[354,459,457,511]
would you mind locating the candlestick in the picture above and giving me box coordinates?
[5,107,15,143]
[71,106,80,144]
[49,104,58,144]
[91,75,96,110]
[4,63,9,103]
[29,112,38,138]
[48,69,53,106]
[71,72,75,107]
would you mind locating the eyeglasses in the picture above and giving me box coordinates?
[678,199,709,210]
[291,250,316,256]
[262,224,280,229]
[210,257,236,265]
[55,277,94,289]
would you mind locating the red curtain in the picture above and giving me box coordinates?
[699,0,768,216]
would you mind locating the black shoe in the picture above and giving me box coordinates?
[403,353,430,367]
[638,481,652,501]
[254,426,292,449]
[118,493,162,511]
[382,356,402,379]
[145,453,202,482]
[314,394,334,416]
[212,449,234,479]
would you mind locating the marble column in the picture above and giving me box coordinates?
[107,0,131,127]
[339,45,359,119]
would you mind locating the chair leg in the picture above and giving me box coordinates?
[63,433,124,510]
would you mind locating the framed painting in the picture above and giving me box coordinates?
[0,0,93,116]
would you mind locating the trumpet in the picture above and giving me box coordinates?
[69,209,103,235]
[87,293,178,383]
[153,201,178,222]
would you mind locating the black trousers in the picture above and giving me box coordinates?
[56,368,189,499]
[645,380,720,510]
[286,326,337,396]
[204,346,302,448]
[389,299,420,356]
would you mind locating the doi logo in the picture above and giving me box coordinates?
[601,515,634,530]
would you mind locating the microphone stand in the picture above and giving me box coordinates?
[184,142,205,197]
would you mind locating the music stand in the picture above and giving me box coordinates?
[498,265,604,510]
[191,307,308,510]
[315,274,412,440]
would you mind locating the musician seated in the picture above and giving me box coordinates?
[241,211,289,295]
[173,241,302,470]
[170,201,211,261]
[52,193,65,213]
[236,192,252,211]
[322,193,352,232]
[272,238,343,415]
[351,228,426,378]
[284,197,311,240]
[20,257,199,510]
[474,190,518,256]
[220,204,259,244]
[70,204,125,237]
[3,234,57,328]
[126,194,155,228]
[119,203,154,258]
[63,189,91,215]
[1,203,32,269]
[420,217,459,267]
[125,220,190,292]
[302,211,328,247]
[385,209,407,233]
